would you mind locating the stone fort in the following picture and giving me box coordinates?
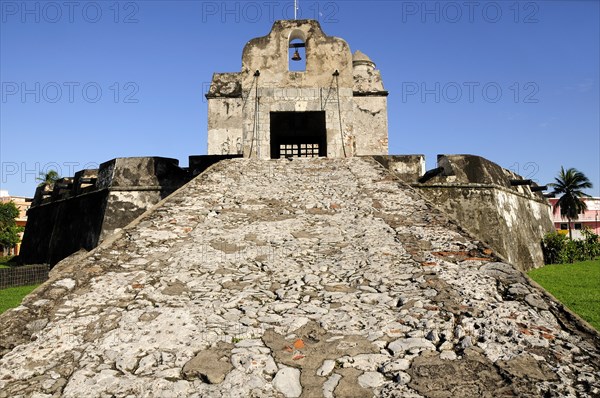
[2,20,599,397]
[20,20,552,271]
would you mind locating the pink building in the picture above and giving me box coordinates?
[548,197,600,238]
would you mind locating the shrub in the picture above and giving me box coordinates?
[561,239,585,263]
[581,227,600,260]
[542,228,600,264]
[542,232,568,264]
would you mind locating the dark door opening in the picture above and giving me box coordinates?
[270,111,327,159]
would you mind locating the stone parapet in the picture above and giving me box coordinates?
[370,155,425,183]
[21,157,191,265]
[373,154,553,270]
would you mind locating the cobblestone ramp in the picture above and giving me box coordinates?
[1,158,599,398]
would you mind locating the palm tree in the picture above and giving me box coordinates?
[36,170,60,188]
[549,167,593,239]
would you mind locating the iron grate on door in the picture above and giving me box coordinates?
[279,143,320,158]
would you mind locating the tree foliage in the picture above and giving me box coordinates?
[36,170,60,188]
[548,166,593,239]
[0,202,23,249]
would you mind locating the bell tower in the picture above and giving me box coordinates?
[206,20,389,158]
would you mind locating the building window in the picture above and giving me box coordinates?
[560,223,568,230]
[574,223,582,230]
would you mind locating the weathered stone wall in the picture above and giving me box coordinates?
[19,189,109,265]
[242,20,353,158]
[412,155,553,270]
[370,155,425,182]
[101,190,165,240]
[352,51,388,156]
[189,154,244,175]
[102,157,190,189]
[417,185,552,270]
[242,86,354,158]
[1,158,598,397]
[206,97,244,155]
[240,21,353,89]
[98,157,191,240]
[353,96,388,155]
[370,154,553,270]
[207,20,389,158]
[19,157,191,266]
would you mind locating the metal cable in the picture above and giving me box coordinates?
[334,71,347,157]
[248,71,260,158]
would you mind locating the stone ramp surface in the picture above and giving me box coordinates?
[0,157,599,398]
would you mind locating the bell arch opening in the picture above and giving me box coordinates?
[288,30,306,72]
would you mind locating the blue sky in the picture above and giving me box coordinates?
[1,0,598,197]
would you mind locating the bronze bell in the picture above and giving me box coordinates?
[291,49,302,61]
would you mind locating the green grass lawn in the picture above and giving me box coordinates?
[0,285,40,314]
[528,259,600,331]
